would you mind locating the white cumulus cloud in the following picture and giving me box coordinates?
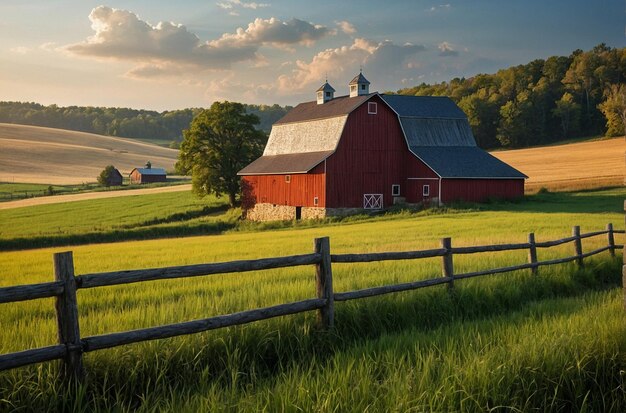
[277,38,425,93]
[64,6,331,76]
[336,20,356,35]
[438,41,459,57]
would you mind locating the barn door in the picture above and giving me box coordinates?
[363,194,383,209]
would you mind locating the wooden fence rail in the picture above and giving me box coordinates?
[0,224,624,382]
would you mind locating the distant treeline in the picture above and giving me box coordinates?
[396,44,626,148]
[0,102,290,147]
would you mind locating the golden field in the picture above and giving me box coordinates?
[0,123,178,184]
[492,137,625,192]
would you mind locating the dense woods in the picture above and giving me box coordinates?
[397,44,626,148]
[0,102,288,147]
[0,45,623,149]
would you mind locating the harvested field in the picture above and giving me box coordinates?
[0,123,178,184]
[492,137,625,192]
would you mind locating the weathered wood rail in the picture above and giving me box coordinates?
[0,223,623,382]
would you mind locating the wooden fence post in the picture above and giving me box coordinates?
[53,251,84,382]
[607,223,615,257]
[441,237,454,290]
[314,237,334,329]
[528,233,538,275]
[572,226,583,268]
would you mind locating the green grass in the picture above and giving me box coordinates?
[0,179,191,203]
[1,186,624,251]
[0,186,624,411]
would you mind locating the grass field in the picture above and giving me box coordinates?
[492,136,625,193]
[0,123,179,184]
[0,186,624,411]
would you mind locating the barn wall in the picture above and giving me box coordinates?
[441,179,524,203]
[241,163,326,208]
[325,95,409,208]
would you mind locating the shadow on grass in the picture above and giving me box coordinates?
[0,220,238,251]
[445,186,626,215]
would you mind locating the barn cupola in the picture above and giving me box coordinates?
[316,81,335,104]
[349,70,370,97]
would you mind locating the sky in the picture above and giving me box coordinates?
[1,0,624,111]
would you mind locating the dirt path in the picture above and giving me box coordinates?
[0,184,192,210]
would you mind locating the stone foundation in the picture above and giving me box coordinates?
[244,203,372,221]
[245,203,297,221]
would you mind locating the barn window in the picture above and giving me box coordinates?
[361,84,366,90]
[391,184,400,196]
[368,102,377,114]
[423,185,430,197]
[285,175,291,183]
[313,196,319,206]
[350,85,357,94]
[325,91,331,97]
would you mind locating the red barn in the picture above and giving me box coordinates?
[129,167,167,184]
[239,73,526,221]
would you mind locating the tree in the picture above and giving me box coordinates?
[598,84,626,136]
[98,165,118,187]
[176,101,266,207]
[552,92,581,138]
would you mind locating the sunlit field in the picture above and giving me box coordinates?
[0,186,624,411]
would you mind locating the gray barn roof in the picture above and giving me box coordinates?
[400,118,476,147]
[237,151,333,175]
[275,94,372,124]
[381,95,466,119]
[411,146,527,179]
[381,94,525,179]
[133,168,166,175]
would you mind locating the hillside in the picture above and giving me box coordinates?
[491,137,625,192]
[0,123,179,184]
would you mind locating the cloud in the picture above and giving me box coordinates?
[211,17,332,49]
[64,6,330,76]
[277,38,425,93]
[336,20,356,35]
[438,41,459,57]
[428,4,451,12]
[217,0,270,11]
[10,46,31,55]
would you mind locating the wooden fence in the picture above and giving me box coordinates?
[0,224,623,382]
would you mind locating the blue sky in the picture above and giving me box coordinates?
[1,0,623,110]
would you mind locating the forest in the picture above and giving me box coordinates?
[397,44,626,148]
[0,45,623,149]
[0,102,289,147]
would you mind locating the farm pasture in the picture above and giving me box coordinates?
[492,136,625,192]
[0,123,178,184]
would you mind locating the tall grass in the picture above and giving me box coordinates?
[0,186,624,411]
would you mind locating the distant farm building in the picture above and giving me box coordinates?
[129,166,167,184]
[107,168,124,186]
[239,73,527,221]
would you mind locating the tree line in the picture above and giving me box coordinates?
[396,44,626,148]
[0,101,289,147]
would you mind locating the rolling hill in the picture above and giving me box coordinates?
[0,123,179,184]
[491,137,625,192]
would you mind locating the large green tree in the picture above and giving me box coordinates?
[176,101,266,207]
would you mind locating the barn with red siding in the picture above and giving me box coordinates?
[238,73,526,221]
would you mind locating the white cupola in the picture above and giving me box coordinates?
[316,81,335,104]
[349,70,370,97]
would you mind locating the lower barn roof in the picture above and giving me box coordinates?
[411,146,527,179]
[237,150,333,175]
[133,168,166,175]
